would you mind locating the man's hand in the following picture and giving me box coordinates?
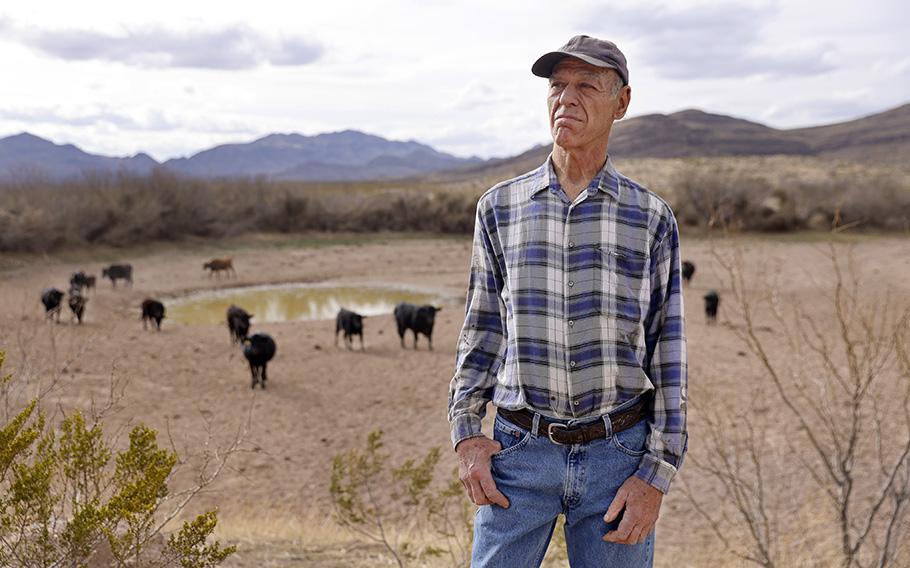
[603,475,663,545]
[455,436,510,508]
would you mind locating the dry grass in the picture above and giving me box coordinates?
[0,169,478,253]
[1,156,908,254]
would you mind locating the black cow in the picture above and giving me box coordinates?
[227,305,253,344]
[682,261,696,284]
[394,303,441,350]
[102,264,133,287]
[703,290,720,324]
[41,288,65,322]
[70,271,88,293]
[335,308,365,350]
[141,299,166,331]
[243,333,276,389]
[68,289,87,324]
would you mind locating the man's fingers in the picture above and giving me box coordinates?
[455,435,509,507]
[479,475,510,508]
[603,512,636,543]
[628,524,646,545]
[603,488,627,522]
[468,480,492,506]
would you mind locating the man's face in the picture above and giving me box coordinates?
[547,58,631,151]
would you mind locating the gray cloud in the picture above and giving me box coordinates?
[2,20,322,70]
[584,3,834,80]
[0,106,253,134]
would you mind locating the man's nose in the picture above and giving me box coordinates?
[558,84,580,106]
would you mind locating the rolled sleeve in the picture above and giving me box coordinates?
[448,199,507,450]
[637,208,688,493]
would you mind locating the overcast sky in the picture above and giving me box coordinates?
[0,0,907,161]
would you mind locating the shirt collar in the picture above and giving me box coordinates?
[529,153,621,201]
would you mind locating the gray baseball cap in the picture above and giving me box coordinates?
[532,35,629,85]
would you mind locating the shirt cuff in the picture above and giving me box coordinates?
[634,452,679,494]
[451,413,484,450]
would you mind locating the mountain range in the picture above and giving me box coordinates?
[443,103,910,181]
[1,103,907,182]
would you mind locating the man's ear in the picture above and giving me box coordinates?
[614,85,632,120]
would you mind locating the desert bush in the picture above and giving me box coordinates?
[330,430,475,568]
[667,162,910,232]
[0,351,237,567]
[0,169,480,253]
[2,160,906,253]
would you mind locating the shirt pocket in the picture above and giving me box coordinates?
[595,244,648,345]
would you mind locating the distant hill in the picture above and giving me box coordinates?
[162,130,479,180]
[0,130,479,182]
[0,133,156,181]
[441,102,910,181]
[788,103,910,165]
[1,103,907,183]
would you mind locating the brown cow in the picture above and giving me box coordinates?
[203,257,236,278]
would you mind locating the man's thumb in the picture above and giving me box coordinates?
[603,490,627,522]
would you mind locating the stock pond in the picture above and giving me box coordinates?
[167,283,442,325]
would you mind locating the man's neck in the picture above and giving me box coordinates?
[551,143,609,200]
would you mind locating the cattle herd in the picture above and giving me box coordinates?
[39,255,717,389]
[39,257,448,391]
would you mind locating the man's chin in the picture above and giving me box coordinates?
[552,133,583,150]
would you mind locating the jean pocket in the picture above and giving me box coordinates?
[491,414,533,460]
[611,420,649,457]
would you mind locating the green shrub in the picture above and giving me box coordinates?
[0,352,235,568]
[330,430,474,568]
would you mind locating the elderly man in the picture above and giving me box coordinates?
[448,35,687,567]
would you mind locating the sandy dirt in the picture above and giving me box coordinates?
[1,231,908,567]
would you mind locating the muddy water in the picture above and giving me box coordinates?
[167,284,441,325]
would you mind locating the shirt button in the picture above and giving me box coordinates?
[568,320,575,327]
[569,360,577,368]
[573,400,580,406]
[567,280,575,287]
[568,241,575,248]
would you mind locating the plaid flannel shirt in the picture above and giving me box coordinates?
[447,156,688,493]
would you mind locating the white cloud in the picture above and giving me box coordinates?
[0,0,906,160]
[582,2,835,80]
[0,19,323,70]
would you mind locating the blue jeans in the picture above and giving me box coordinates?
[471,406,655,567]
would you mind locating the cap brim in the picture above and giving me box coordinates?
[531,51,621,79]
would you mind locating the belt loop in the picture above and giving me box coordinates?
[602,413,614,439]
[530,413,541,439]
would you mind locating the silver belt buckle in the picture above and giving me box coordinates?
[547,422,569,445]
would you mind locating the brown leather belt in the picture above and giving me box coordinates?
[497,394,651,446]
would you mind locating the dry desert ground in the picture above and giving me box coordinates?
[1,231,908,567]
